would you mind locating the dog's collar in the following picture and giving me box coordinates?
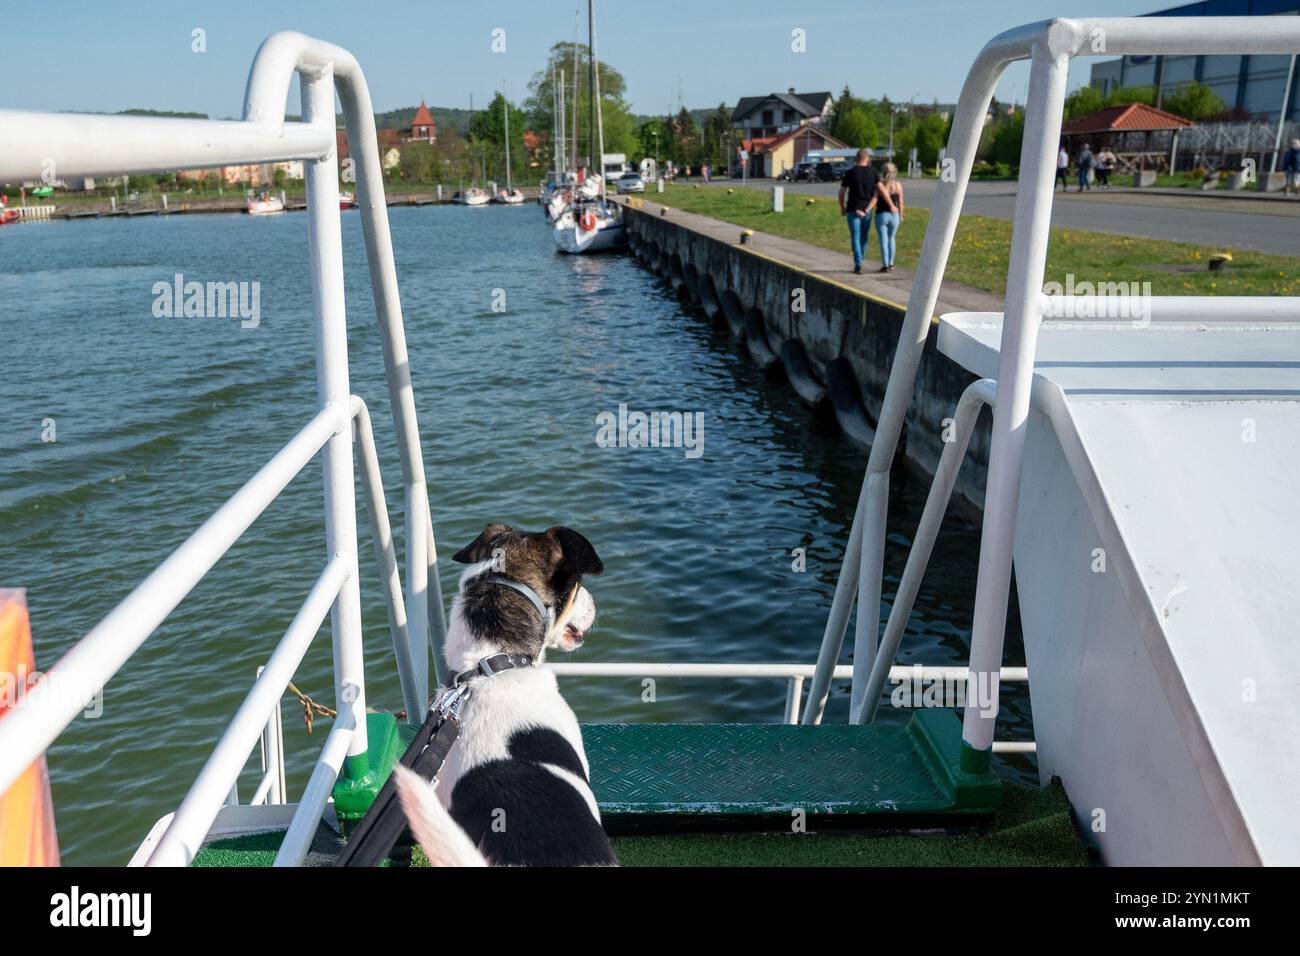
[483,574,554,629]
[451,652,536,686]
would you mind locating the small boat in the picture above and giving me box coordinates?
[552,0,625,254]
[458,188,490,206]
[553,199,626,254]
[247,193,285,216]
[492,84,526,206]
[0,208,20,226]
[339,191,357,210]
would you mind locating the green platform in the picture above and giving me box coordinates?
[585,709,1000,826]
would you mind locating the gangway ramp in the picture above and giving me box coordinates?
[939,306,1300,865]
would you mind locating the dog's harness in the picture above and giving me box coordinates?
[334,577,546,867]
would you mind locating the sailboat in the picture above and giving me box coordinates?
[459,94,491,206]
[494,85,526,205]
[552,0,625,254]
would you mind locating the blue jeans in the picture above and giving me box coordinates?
[846,210,872,267]
[875,211,899,267]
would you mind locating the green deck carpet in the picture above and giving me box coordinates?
[193,781,1090,867]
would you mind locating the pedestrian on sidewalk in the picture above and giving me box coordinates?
[1056,144,1070,191]
[1077,142,1094,191]
[1283,139,1300,198]
[874,162,904,273]
[838,147,880,274]
[1096,145,1116,188]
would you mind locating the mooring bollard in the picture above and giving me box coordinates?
[162,194,168,211]
[740,229,754,245]
[437,184,443,201]
[771,185,784,213]
[657,178,664,193]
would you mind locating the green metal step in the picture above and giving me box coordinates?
[583,709,1000,824]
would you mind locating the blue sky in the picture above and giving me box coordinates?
[1,0,1159,118]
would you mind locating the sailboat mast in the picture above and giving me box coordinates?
[587,0,596,182]
[551,63,560,174]
[503,84,512,192]
[557,68,566,172]
[571,12,580,175]
[592,0,606,199]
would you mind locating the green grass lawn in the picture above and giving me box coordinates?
[655,183,1298,297]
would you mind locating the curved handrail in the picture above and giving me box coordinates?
[806,16,1300,732]
[244,32,448,698]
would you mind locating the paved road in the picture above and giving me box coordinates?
[721,178,1300,256]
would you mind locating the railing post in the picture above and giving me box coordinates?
[854,379,997,724]
[304,70,369,774]
[333,64,447,694]
[804,35,1013,725]
[961,32,1071,772]
[258,664,286,803]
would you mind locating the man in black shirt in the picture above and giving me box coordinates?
[838,148,882,274]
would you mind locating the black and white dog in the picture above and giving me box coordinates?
[393,523,618,867]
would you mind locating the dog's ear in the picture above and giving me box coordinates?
[546,527,604,576]
[452,523,513,564]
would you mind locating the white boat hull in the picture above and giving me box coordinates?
[553,214,626,254]
[247,198,284,216]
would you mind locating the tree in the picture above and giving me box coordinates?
[1105,85,1156,107]
[988,113,1024,166]
[524,41,638,166]
[1162,81,1227,121]
[468,92,528,184]
[398,140,436,183]
[834,108,879,149]
[1064,85,1105,120]
[702,103,731,171]
[671,107,701,167]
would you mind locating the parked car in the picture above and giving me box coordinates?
[784,162,815,182]
[616,172,646,193]
[813,162,837,182]
[831,160,855,178]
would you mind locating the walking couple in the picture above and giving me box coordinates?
[838,147,905,274]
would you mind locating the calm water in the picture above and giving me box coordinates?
[0,206,1031,864]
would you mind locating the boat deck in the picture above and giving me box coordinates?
[938,309,1300,864]
[191,780,1089,867]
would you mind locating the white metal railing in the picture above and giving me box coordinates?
[806,17,1300,769]
[14,204,56,220]
[549,661,1033,753]
[0,33,450,866]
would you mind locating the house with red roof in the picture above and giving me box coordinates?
[1061,102,1195,172]
[409,101,436,144]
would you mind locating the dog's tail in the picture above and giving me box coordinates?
[391,764,488,867]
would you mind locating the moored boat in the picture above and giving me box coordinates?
[247,192,285,215]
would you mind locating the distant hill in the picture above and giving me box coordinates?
[633,107,729,127]
[118,108,210,119]
[364,105,475,137]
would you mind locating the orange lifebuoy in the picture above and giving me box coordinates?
[579,211,598,232]
[0,589,60,866]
